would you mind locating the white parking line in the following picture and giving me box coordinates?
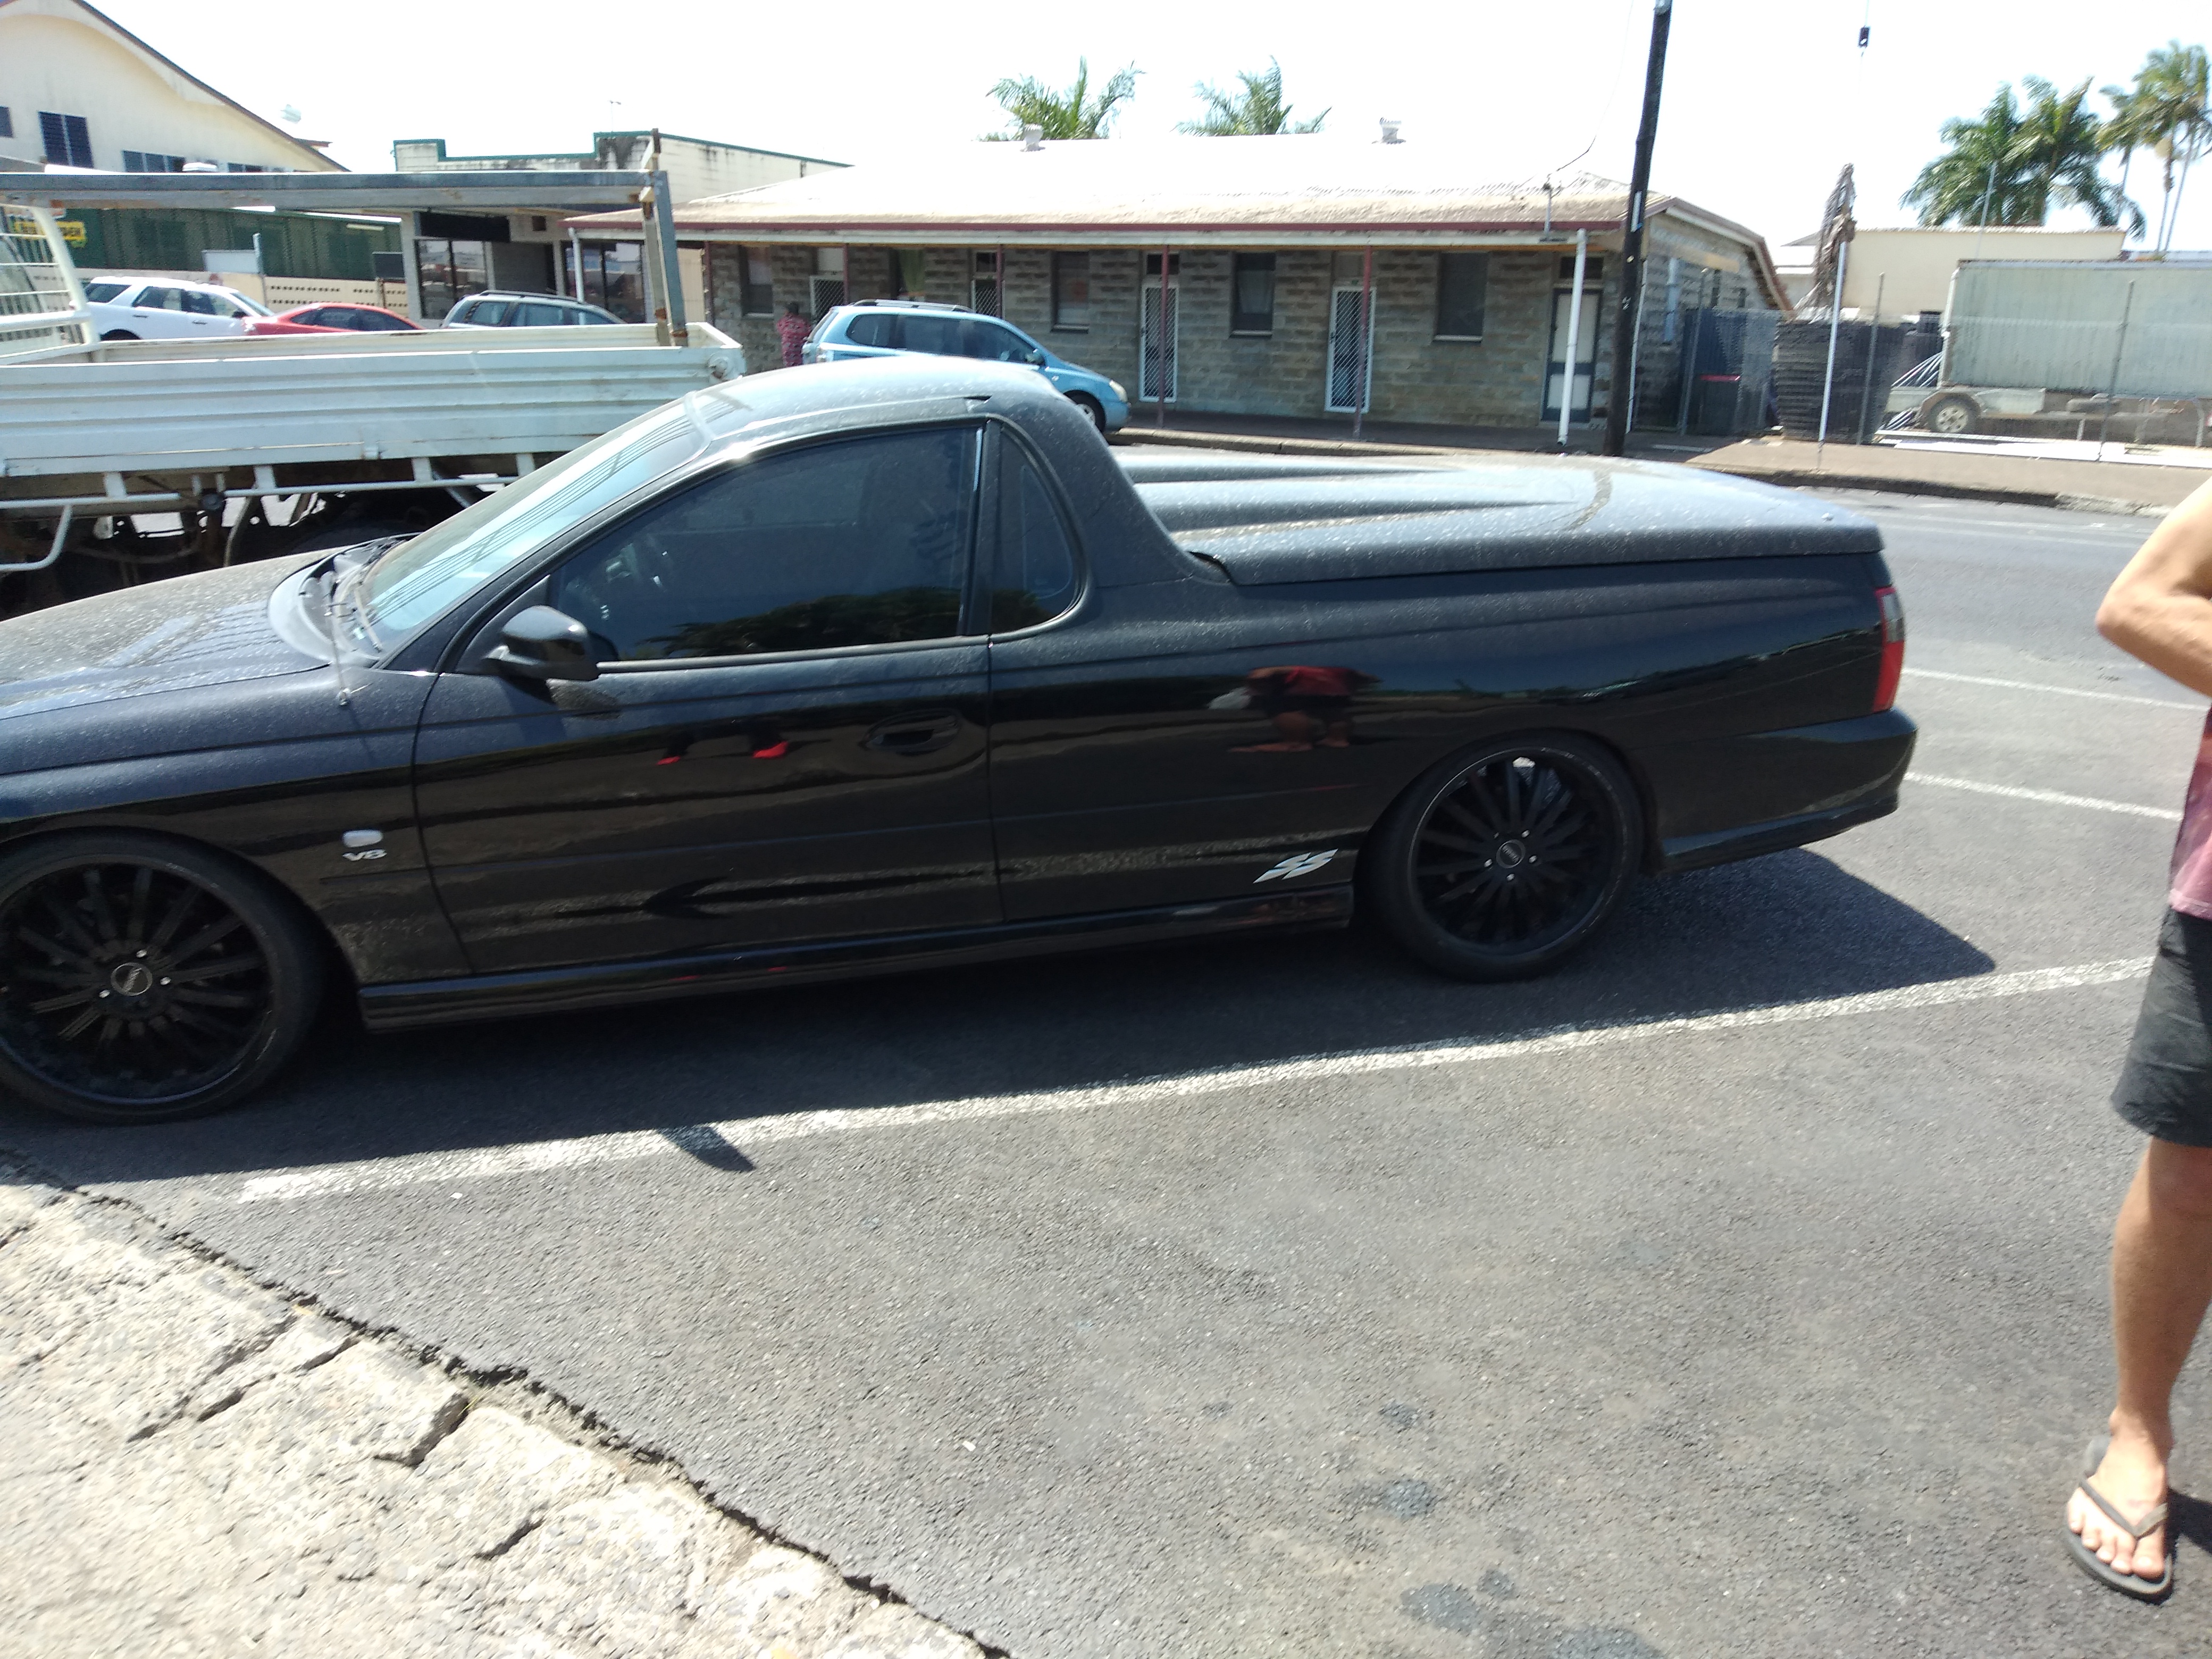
[1903,667,2202,712]
[237,958,2151,1205]
[1909,772,2182,822]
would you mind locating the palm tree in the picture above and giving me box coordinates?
[2105,41,2209,252]
[986,59,1141,141]
[1904,78,2130,229]
[1178,59,1328,136]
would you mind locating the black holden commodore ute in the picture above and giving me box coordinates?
[0,357,1913,1123]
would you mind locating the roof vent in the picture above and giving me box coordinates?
[1023,124,1045,152]
[1378,118,1403,145]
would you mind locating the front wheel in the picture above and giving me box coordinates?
[1363,734,1642,981]
[1068,394,1108,434]
[99,330,139,342]
[0,834,325,1124]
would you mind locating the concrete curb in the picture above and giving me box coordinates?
[1680,462,2175,519]
[0,1157,991,1659]
[1112,428,1475,460]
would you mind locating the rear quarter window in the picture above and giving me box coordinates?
[85,281,127,302]
[844,313,895,348]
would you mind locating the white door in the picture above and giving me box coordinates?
[1139,281,1178,402]
[1543,285,1599,422]
[1325,286,1372,413]
[126,286,199,339]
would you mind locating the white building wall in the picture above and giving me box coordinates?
[0,0,338,172]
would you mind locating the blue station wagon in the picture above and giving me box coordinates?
[804,300,1129,432]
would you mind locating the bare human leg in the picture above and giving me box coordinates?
[2070,1138,2212,1581]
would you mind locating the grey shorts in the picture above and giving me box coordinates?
[2115,909,2212,1146]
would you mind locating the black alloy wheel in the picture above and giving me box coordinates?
[0,834,323,1124]
[1365,734,1641,980]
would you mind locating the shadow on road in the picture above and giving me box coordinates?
[1,848,1991,1186]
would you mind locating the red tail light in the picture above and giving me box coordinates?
[1872,585,1905,711]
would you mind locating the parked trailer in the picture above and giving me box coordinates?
[1912,260,2212,442]
[0,207,743,613]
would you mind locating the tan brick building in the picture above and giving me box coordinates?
[577,135,1788,437]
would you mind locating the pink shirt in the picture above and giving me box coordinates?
[2171,715,2212,918]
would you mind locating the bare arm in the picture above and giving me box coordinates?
[2097,479,2212,700]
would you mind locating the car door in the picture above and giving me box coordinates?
[127,286,192,339]
[177,289,226,334]
[413,423,998,975]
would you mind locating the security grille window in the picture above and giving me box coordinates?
[39,112,94,169]
[550,427,979,662]
[807,248,845,318]
[1051,253,1090,331]
[973,250,1001,317]
[738,246,774,315]
[1435,252,1489,341]
[1231,254,1276,335]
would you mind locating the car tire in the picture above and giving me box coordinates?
[0,833,325,1124]
[1068,394,1108,434]
[1920,392,1980,435]
[1362,733,1642,981]
[99,330,139,342]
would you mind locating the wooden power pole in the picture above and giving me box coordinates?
[1601,0,1673,457]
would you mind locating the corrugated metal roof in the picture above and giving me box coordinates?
[574,135,1744,239]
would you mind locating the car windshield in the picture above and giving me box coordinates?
[350,398,708,646]
[225,291,273,316]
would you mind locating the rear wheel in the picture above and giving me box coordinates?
[1920,392,1980,435]
[1068,394,1108,434]
[1364,734,1641,980]
[99,330,139,342]
[0,834,323,1124]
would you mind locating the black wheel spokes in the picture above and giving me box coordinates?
[0,861,274,1103]
[1413,754,1616,953]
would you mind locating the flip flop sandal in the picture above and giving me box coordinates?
[2068,1435,2175,1602]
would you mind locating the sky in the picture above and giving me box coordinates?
[95,0,2209,254]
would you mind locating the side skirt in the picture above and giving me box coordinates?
[1656,792,1898,874]
[358,885,1353,1031]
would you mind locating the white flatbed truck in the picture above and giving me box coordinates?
[0,203,743,612]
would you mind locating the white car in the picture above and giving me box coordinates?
[83,278,272,342]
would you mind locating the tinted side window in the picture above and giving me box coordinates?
[85,281,127,302]
[462,299,509,325]
[553,427,979,662]
[899,313,961,355]
[991,448,1079,631]
[180,290,220,316]
[965,321,1030,363]
[844,312,894,348]
[142,287,185,311]
[514,301,565,326]
[291,308,328,326]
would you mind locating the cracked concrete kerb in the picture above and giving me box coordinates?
[0,1160,988,1659]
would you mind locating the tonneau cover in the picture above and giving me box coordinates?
[1115,451,1881,582]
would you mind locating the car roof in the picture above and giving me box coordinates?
[839,299,976,315]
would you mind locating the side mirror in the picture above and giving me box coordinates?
[1026,348,1047,367]
[485,605,600,682]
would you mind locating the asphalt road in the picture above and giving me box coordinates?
[6,489,2207,1658]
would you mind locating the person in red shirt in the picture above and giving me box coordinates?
[1231,665,1377,751]
[776,301,810,368]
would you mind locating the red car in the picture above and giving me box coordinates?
[245,304,418,337]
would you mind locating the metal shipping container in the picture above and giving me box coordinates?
[1947,261,2212,400]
